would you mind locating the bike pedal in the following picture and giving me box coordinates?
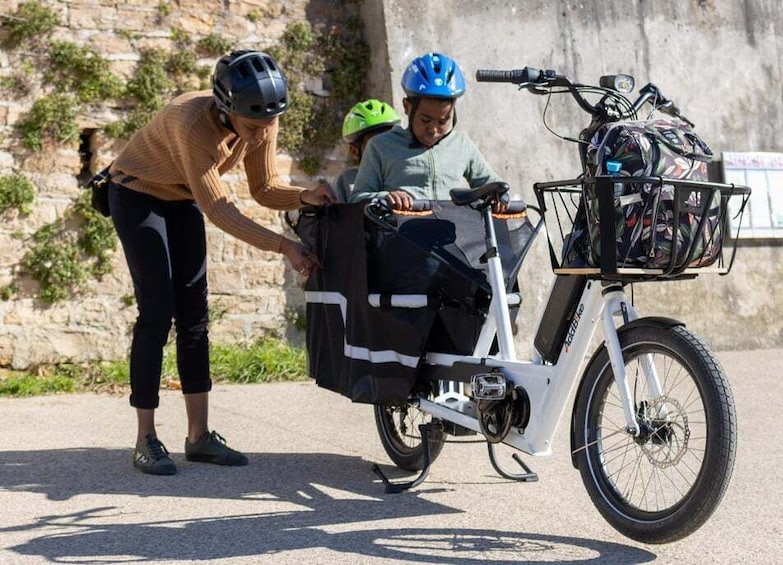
[472,373,507,400]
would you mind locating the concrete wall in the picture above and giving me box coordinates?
[370,0,783,351]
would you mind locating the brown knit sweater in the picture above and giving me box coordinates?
[110,90,304,253]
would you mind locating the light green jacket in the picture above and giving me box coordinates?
[348,125,502,202]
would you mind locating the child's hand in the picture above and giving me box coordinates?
[491,200,509,214]
[385,190,413,211]
[300,180,336,206]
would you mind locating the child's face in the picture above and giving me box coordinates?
[349,128,391,163]
[405,97,455,148]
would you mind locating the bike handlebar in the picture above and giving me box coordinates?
[476,67,569,88]
[476,67,543,84]
[368,198,527,216]
[476,66,693,125]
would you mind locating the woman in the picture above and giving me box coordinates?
[108,50,335,475]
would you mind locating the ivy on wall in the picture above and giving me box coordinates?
[270,17,369,175]
[1,0,370,303]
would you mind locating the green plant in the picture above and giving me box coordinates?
[271,18,369,175]
[22,191,117,303]
[73,191,118,278]
[17,93,79,151]
[0,75,31,97]
[319,15,370,103]
[23,220,85,303]
[0,173,35,215]
[0,283,18,301]
[169,27,191,47]
[196,33,232,57]
[107,48,176,138]
[46,41,124,103]
[157,1,174,20]
[127,48,176,109]
[167,49,198,76]
[0,337,307,398]
[0,372,74,396]
[1,1,59,50]
[209,338,307,384]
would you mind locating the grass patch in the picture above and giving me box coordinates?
[0,373,75,396]
[0,338,308,398]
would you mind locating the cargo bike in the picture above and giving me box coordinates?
[289,67,751,544]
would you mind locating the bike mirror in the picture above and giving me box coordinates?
[599,74,635,93]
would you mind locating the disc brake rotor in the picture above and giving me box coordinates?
[637,396,690,468]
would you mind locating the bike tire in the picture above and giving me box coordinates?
[573,324,736,544]
[374,399,446,472]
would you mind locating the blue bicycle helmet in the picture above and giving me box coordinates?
[401,52,466,99]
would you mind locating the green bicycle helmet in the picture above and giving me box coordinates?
[342,99,400,144]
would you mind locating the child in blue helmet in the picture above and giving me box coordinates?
[349,52,504,209]
[335,99,400,202]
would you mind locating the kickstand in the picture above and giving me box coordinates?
[372,423,432,494]
[487,442,539,482]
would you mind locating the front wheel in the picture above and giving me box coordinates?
[573,324,736,544]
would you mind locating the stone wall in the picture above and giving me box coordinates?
[0,0,351,369]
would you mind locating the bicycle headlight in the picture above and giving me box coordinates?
[599,74,635,93]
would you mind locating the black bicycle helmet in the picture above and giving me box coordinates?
[212,50,288,119]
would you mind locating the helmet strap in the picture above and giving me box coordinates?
[218,110,237,134]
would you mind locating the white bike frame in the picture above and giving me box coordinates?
[410,206,648,456]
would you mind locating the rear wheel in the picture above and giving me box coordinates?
[573,324,736,544]
[375,394,446,472]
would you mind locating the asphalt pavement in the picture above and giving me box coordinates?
[1,348,781,564]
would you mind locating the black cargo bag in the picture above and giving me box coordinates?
[294,201,535,404]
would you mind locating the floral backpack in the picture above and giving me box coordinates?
[564,118,721,271]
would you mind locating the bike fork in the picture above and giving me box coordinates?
[601,285,648,436]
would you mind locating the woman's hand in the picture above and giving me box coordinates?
[300,180,336,206]
[280,238,321,278]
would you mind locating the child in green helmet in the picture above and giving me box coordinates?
[335,99,400,202]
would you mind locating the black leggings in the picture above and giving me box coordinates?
[109,183,211,409]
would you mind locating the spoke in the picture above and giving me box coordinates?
[572,426,628,455]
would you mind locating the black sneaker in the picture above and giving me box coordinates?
[133,434,177,475]
[185,430,248,466]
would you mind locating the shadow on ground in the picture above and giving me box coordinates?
[0,448,656,564]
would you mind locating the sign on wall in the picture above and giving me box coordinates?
[722,152,783,238]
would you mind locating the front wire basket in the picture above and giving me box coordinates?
[533,176,751,281]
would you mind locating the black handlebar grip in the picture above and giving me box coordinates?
[476,68,541,85]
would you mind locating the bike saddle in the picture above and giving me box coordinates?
[450,181,510,207]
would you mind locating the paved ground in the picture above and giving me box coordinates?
[1,348,781,564]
